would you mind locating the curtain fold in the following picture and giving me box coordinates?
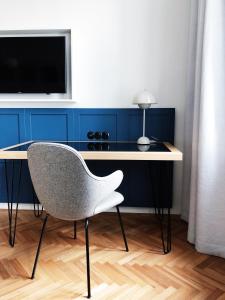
[182,0,225,258]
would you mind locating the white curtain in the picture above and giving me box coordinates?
[182,0,225,258]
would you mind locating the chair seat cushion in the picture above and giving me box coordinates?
[94,191,124,215]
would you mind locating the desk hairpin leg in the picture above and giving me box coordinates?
[150,161,171,254]
[5,159,23,247]
[32,186,43,218]
[154,203,171,254]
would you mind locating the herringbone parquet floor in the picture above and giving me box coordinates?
[0,210,225,300]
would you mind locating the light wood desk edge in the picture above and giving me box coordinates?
[0,141,183,161]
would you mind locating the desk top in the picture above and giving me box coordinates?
[0,140,183,161]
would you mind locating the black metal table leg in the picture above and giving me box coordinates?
[150,161,172,254]
[32,186,43,218]
[155,204,171,254]
[5,159,23,247]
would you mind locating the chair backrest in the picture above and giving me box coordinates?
[28,142,122,221]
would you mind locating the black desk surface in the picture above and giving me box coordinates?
[5,141,169,153]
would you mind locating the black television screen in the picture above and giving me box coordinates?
[0,36,66,93]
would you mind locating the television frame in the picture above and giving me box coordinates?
[0,29,72,102]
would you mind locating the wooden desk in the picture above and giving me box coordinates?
[0,140,182,160]
[0,140,182,253]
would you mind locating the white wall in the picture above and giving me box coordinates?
[0,0,191,213]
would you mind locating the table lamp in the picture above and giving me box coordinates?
[133,90,157,145]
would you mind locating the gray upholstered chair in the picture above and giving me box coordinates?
[27,142,128,298]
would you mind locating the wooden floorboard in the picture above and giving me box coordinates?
[0,210,225,300]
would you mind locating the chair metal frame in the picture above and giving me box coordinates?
[31,205,128,298]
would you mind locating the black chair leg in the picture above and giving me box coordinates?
[73,221,77,239]
[116,206,129,252]
[85,218,91,298]
[31,214,49,279]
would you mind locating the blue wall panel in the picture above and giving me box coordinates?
[25,109,74,141]
[0,108,175,206]
[0,109,25,148]
[78,111,117,140]
[148,109,175,143]
[127,111,142,141]
[0,114,20,147]
[126,109,175,143]
[31,114,69,140]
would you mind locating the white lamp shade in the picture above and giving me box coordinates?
[133,90,157,109]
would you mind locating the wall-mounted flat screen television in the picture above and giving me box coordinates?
[0,36,66,93]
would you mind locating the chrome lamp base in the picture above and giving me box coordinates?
[137,136,151,145]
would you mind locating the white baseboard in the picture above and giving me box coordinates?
[0,203,180,215]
